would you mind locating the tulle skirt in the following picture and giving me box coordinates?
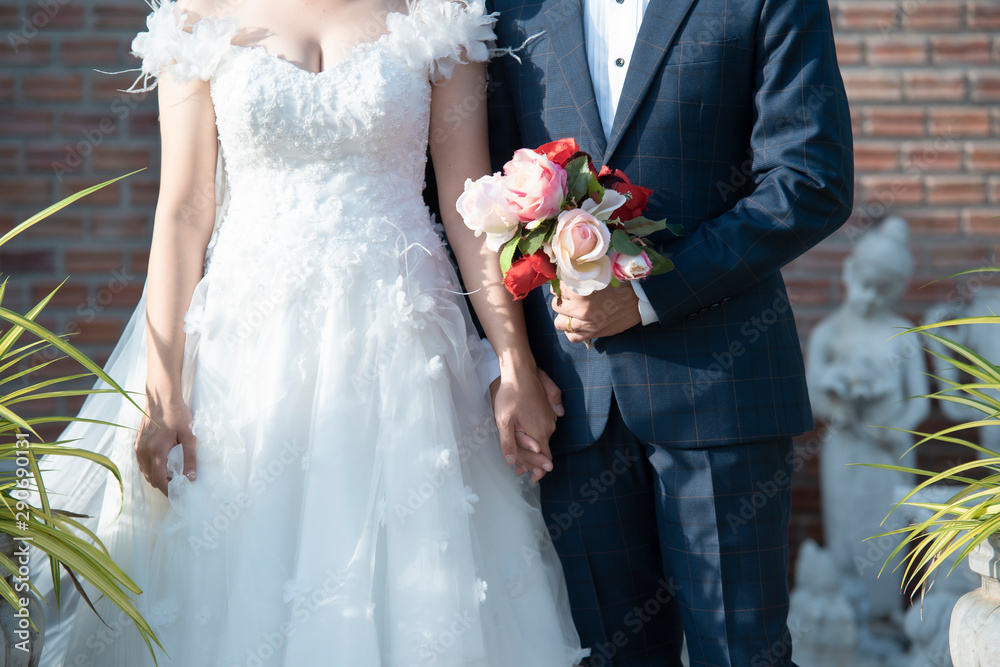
[32,201,588,666]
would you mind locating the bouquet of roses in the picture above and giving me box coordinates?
[458,138,681,300]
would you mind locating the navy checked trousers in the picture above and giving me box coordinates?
[540,397,798,667]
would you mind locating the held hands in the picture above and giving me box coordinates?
[134,395,197,496]
[490,367,564,483]
[552,283,641,344]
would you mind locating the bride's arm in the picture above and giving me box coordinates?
[430,61,557,479]
[136,71,218,496]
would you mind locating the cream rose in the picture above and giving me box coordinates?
[456,174,519,252]
[549,208,613,295]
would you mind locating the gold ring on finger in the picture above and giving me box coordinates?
[566,316,575,333]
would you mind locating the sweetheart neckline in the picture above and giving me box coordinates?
[228,30,394,78]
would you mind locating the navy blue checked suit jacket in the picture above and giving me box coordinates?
[485,0,854,452]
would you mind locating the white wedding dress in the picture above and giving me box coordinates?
[31,1,587,665]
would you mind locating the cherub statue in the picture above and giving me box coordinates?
[807,216,930,627]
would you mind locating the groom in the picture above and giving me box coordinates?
[486,0,853,664]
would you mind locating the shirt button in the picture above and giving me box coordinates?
[616,0,624,4]
[615,57,625,67]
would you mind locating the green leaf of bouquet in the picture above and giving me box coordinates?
[564,156,592,205]
[618,216,667,237]
[500,236,519,275]
[520,225,549,257]
[611,229,642,256]
[644,247,675,275]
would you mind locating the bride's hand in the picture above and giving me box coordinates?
[491,367,561,482]
[134,396,197,496]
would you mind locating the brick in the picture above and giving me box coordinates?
[64,249,124,274]
[0,74,13,104]
[0,179,52,205]
[927,176,986,205]
[842,71,902,102]
[904,1,965,30]
[0,250,55,273]
[895,208,961,234]
[128,249,150,274]
[835,36,863,66]
[966,143,1000,171]
[0,5,17,29]
[837,2,899,31]
[30,281,88,307]
[854,142,899,172]
[970,73,1000,102]
[865,107,926,137]
[962,209,1000,236]
[0,144,20,172]
[59,38,122,66]
[91,213,151,238]
[127,109,160,137]
[930,107,991,137]
[786,244,851,272]
[861,175,925,205]
[130,179,160,205]
[58,111,122,139]
[902,141,962,172]
[927,244,996,269]
[902,70,966,102]
[62,318,126,345]
[91,145,152,172]
[91,76,154,104]
[0,108,55,138]
[25,142,76,172]
[866,36,927,65]
[57,178,122,206]
[850,108,863,138]
[22,73,82,103]
[91,4,149,30]
[21,213,83,240]
[931,35,991,64]
[0,37,52,66]
[783,278,834,306]
[30,4,84,29]
[967,2,1000,30]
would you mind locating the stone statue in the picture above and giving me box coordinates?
[806,216,930,636]
[787,539,858,667]
[923,286,1000,458]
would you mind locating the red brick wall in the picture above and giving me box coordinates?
[785,1,1000,554]
[1,0,998,570]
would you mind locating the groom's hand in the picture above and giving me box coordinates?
[552,284,642,343]
[490,367,563,482]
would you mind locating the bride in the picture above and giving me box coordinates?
[31,0,588,664]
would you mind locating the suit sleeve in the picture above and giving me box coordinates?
[638,0,854,328]
[484,3,524,172]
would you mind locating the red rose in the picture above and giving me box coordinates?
[597,167,652,221]
[503,250,557,300]
[535,138,582,167]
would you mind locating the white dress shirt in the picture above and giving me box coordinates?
[582,0,659,325]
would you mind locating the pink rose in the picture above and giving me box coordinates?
[501,149,567,225]
[610,250,653,282]
[549,208,612,295]
[456,174,519,252]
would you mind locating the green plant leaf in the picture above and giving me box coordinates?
[644,247,675,275]
[0,171,144,248]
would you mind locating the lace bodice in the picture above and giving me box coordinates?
[129,0,496,275]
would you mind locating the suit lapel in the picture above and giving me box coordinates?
[602,0,698,164]
[543,0,607,157]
